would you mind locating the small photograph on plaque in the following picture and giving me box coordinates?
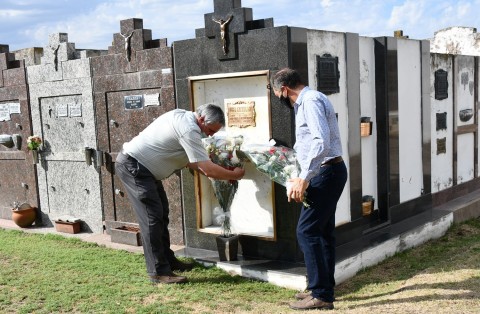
[124,95,144,110]
[226,99,256,128]
[69,103,82,117]
[57,104,68,117]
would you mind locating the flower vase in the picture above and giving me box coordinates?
[11,204,37,228]
[215,234,239,261]
[32,150,39,164]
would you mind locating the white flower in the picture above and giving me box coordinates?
[231,150,240,164]
[283,165,297,176]
[218,152,229,160]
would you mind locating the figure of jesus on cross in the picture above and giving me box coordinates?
[212,15,233,55]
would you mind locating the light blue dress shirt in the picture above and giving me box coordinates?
[293,86,343,182]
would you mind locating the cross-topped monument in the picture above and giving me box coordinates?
[204,0,253,60]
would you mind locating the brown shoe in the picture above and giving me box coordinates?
[150,273,188,284]
[289,296,334,310]
[169,258,195,272]
[295,290,312,300]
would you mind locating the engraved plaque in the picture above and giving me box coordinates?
[124,95,144,110]
[316,54,340,95]
[434,69,448,100]
[69,103,82,117]
[437,137,446,154]
[226,100,256,128]
[57,104,68,117]
[0,104,10,121]
[8,102,21,114]
[436,112,447,130]
[144,93,160,106]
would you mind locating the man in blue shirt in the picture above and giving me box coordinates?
[271,68,347,310]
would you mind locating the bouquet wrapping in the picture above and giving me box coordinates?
[241,143,311,207]
[202,135,244,237]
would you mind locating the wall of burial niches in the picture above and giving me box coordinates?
[26,33,105,232]
[0,45,42,219]
[90,18,183,244]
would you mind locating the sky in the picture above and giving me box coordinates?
[0,0,479,51]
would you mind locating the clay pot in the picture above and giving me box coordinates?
[11,203,37,228]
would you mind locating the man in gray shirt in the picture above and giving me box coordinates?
[115,104,245,284]
[271,68,347,310]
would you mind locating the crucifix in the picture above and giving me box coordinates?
[51,44,60,71]
[212,15,233,55]
[120,31,134,62]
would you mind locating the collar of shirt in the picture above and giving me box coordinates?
[293,86,310,114]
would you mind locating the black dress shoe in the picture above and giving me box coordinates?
[169,258,194,272]
[150,273,188,284]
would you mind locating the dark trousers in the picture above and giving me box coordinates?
[297,161,347,302]
[115,152,175,276]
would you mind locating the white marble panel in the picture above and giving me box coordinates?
[457,133,475,183]
[307,29,350,225]
[430,54,454,193]
[397,39,423,202]
[359,36,378,208]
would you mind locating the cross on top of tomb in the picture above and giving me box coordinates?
[42,33,75,68]
[204,0,252,59]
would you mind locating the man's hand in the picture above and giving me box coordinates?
[287,177,309,203]
[232,167,245,180]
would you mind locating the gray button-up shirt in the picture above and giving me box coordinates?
[293,86,343,182]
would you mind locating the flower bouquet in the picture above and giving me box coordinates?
[241,144,311,207]
[202,135,244,237]
[27,135,42,151]
[27,135,42,164]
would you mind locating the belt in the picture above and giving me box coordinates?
[322,156,343,166]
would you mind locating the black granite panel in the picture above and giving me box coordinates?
[386,37,400,207]
[374,37,390,222]
[345,33,363,220]
[421,40,431,195]
[174,25,308,261]
[389,193,432,224]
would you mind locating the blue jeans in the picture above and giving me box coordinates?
[297,161,347,302]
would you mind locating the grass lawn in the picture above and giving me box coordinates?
[0,217,479,313]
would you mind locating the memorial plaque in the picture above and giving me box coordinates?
[226,100,256,128]
[124,95,143,110]
[437,137,446,154]
[434,69,448,100]
[8,102,21,114]
[436,112,447,131]
[57,104,68,117]
[69,103,82,117]
[316,54,340,95]
[144,93,160,106]
[0,104,10,121]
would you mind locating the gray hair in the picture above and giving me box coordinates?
[270,67,304,90]
[196,103,225,126]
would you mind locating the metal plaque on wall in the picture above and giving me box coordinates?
[434,69,448,100]
[437,137,446,155]
[124,95,144,110]
[436,112,447,130]
[226,100,256,128]
[316,54,340,95]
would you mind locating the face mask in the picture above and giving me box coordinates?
[279,94,292,110]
